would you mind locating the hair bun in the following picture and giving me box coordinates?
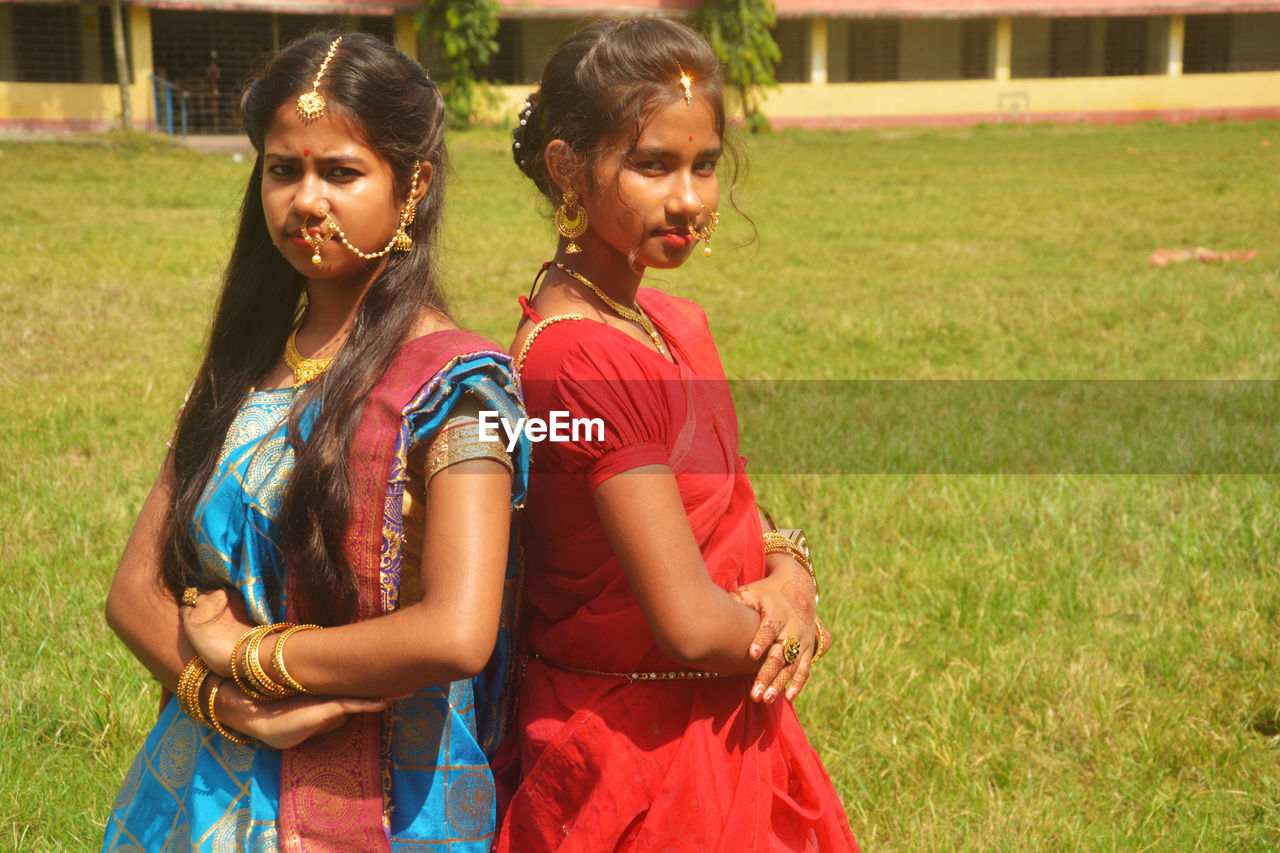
[512,91,541,179]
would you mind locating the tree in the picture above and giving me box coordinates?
[416,0,500,128]
[693,0,781,132]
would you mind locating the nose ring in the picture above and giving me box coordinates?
[688,204,719,257]
[301,212,336,266]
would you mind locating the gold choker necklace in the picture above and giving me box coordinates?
[555,263,668,358]
[284,327,334,388]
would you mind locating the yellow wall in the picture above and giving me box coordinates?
[758,71,1280,126]
[483,72,1280,129]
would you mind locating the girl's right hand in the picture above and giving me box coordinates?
[215,681,387,750]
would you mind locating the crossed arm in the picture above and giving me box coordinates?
[105,451,513,748]
[594,464,830,702]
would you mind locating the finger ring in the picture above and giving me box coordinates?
[781,635,801,665]
[813,619,828,663]
[181,587,199,607]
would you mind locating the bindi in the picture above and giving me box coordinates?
[304,148,310,156]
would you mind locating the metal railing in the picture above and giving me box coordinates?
[149,74,189,138]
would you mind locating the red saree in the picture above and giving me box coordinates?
[498,291,858,852]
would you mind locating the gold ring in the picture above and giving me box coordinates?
[781,634,801,665]
[181,587,199,607]
[813,619,828,663]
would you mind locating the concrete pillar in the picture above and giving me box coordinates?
[394,14,417,61]
[128,5,153,127]
[994,16,1012,81]
[809,17,828,85]
[1167,14,1184,75]
[1088,18,1106,75]
[81,3,103,83]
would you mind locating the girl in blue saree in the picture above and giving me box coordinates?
[102,33,527,852]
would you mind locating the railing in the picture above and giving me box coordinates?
[149,74,189,138]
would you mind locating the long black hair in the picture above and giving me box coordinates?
[163,32,450,625]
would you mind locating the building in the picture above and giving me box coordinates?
[1,0,1278,132]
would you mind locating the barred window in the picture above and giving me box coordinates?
[960,19,993,80]
[1103,16,1149,76]
[848,19,899,82]
[150,10,393,133]
[775,20,809,83]
[8,3,131,84]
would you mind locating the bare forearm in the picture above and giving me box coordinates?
[252,600,499,698]
[105,456,186,692]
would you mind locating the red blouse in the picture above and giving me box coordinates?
[498,288,858,852]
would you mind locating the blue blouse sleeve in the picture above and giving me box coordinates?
[403,352,530,509]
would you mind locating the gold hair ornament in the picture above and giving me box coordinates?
[553,189,589,254]
[297,36,342,121]
[689,204,719,257]
[676,63,693,105]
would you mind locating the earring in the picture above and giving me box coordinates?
[689,205,719,257]
[554,189,589,254]
[392,164,422,254]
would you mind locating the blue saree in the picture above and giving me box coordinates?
[103,335,528,852]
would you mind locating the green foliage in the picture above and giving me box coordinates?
[415,0,500,127]
[693,0,781,131]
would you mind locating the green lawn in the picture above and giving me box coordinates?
[2,120,1278,849]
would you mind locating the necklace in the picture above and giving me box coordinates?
[554,263,668,357]
[283,326,334,388]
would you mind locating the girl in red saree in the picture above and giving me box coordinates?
[497,19,859,852]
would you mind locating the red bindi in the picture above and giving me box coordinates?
[689,136,693,141]
[304,148,310,156]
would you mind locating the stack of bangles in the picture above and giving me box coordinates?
[761,529,830,665]
[177,589,321,742]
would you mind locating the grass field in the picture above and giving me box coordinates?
[2,119,1279,850]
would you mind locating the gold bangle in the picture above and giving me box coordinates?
[762,530,818,602]
[177,656,211,726]
[813,619,829,664]
[206,677,251,744]
[230,626,276,702]
[246,624,296,699]
[271,624,320,695]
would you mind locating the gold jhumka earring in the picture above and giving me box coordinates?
[689,204,719,257]
[554,188,589,254]
[296,36,342,121]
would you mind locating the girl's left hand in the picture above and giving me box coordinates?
[180,587,256,677]
[733,558,820,703]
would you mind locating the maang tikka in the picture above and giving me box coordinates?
[676,63,693,105]
[554,189,589,254]
[297,36,342,121]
